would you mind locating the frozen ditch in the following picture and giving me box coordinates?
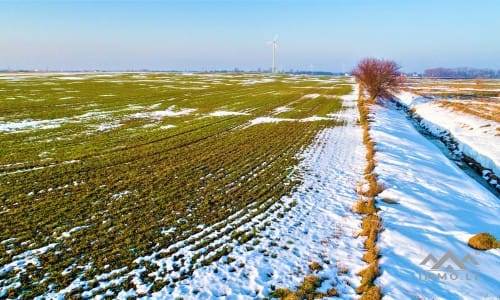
[392,91,500,193]
[369,101,499,299]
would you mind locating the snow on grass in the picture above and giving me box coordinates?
[0,111,113,133]
[393,91,500,177]
[0,160,81,177]
[96,121,122,132]
[0,119,65,132]
[0,243,59,297]
[248,116,337,126]
[240,78,275,85]
[147,103,162,110]
[59,226,91,239]
[272,106,292,114]
[208,110,250,117]
[301,93,321,99]
[130,105,196,120]
[249,116,295,125]
[37,83,366,299]
[146,83,366,299]
[369,102,500,299]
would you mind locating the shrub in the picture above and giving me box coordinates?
[352,58,405,102]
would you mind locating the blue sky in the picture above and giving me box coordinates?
[1,0,499,72]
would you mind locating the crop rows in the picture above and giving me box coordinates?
[0,73,350,298]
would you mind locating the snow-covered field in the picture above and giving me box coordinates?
[370,101,500,299]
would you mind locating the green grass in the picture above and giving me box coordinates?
[0,73,351,298]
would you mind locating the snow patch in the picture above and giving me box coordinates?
[248,116,337,126]
[272,106,292,114]
[301,93,321,99]
[130,106,196,120]
[0,119,65,132]
[208,110,249,117]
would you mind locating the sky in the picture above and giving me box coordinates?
[1,0,499,73]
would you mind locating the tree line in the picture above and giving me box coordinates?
[424,67,500,78]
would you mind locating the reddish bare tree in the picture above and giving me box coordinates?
[352,58,405,102]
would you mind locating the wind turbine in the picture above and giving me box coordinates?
[266,35,278,74]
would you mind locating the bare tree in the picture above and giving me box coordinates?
[352,58,404,102]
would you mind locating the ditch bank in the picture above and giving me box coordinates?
[389,94,499,197]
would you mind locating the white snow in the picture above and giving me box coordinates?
[0,243,58,285]
[59,226,90,239]
[301,93,321,99]
[249,116,295,125]
[208,110,250,117]
[272,106,292,114]
[0,119,65,132]
[393,91,500,177]
[248,115,337,126]
[96,121,122,131]
[0,111,113,133]
[130,106,196,120]
[369,102,500,299]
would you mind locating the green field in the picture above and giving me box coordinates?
[0,73,351,298]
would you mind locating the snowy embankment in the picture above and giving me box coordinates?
[143,84,367,299]
[393,91,500,183]
[370,102,500,299]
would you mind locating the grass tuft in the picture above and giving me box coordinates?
[468,232,500,250]
[354,91,384,300]
[308,261,323,273]
[269,275,326,300]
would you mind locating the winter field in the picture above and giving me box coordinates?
[0,73,361,299]
[0,74,499,300]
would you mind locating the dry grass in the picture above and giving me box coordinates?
[356,262,380,294]
[308,261,324,273]
[360,285,382,300]
[468,232,500,250]
[353,94,383,300]
[404,78,500,123]
[327,288,339,297]
[270,275,326,299]
[436,99,500,122]
[353,198,377,215]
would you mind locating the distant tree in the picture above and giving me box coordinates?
[424,67,500,79]
[352,58,404,102]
